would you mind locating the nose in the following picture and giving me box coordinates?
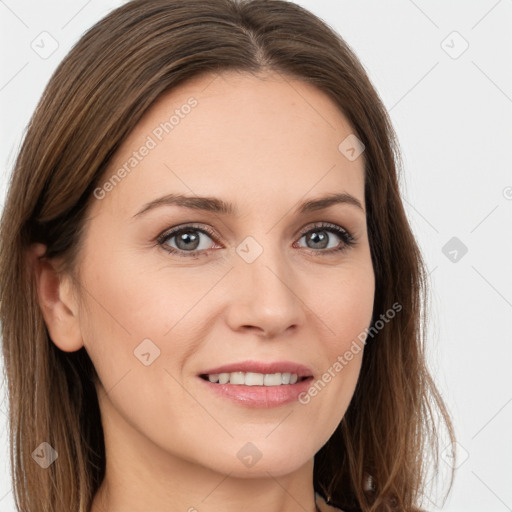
[224,243,305,339]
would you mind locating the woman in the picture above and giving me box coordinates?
[0,1,455,511]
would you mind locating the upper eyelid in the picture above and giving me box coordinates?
[158,221,353,245]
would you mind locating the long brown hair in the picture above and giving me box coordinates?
[0,1,455,511]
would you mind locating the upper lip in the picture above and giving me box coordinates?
[199,360,313,378]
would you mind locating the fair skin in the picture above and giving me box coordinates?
[32,71,375,512]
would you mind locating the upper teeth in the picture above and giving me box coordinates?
[207,372,299,386]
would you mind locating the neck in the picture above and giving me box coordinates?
[91,465,319,512]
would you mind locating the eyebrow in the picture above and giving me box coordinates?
[132,191,365,219]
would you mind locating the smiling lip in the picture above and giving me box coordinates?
[199,360,314,378]
[197,360,314,409]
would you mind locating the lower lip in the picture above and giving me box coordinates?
[197,376,314,408]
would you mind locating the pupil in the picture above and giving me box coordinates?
[177,230,199,250]
[308,231,327,249]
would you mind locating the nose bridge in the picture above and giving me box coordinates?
[237,232,291,291]
[227,234,303,335]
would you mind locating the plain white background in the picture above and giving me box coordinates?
[0,1,511,511]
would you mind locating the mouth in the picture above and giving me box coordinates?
[199,372,311,386]
[196,361,315,408]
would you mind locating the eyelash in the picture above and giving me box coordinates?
[156,222,356,258]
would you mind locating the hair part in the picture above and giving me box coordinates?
[0,1,455,511]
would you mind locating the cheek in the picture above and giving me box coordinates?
[77,248,218,395]
[330,279,374,349]
[305,261,374,417]
[312,259,375,352]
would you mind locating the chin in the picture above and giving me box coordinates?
[200,438,316,478]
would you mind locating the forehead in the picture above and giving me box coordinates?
[93,70,365,219]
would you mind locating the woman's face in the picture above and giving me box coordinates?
[71,71,374,478]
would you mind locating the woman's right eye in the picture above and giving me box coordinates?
[157,224,219,258]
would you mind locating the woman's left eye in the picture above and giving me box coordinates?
[295,223,356,254]
[156,222,356,258]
